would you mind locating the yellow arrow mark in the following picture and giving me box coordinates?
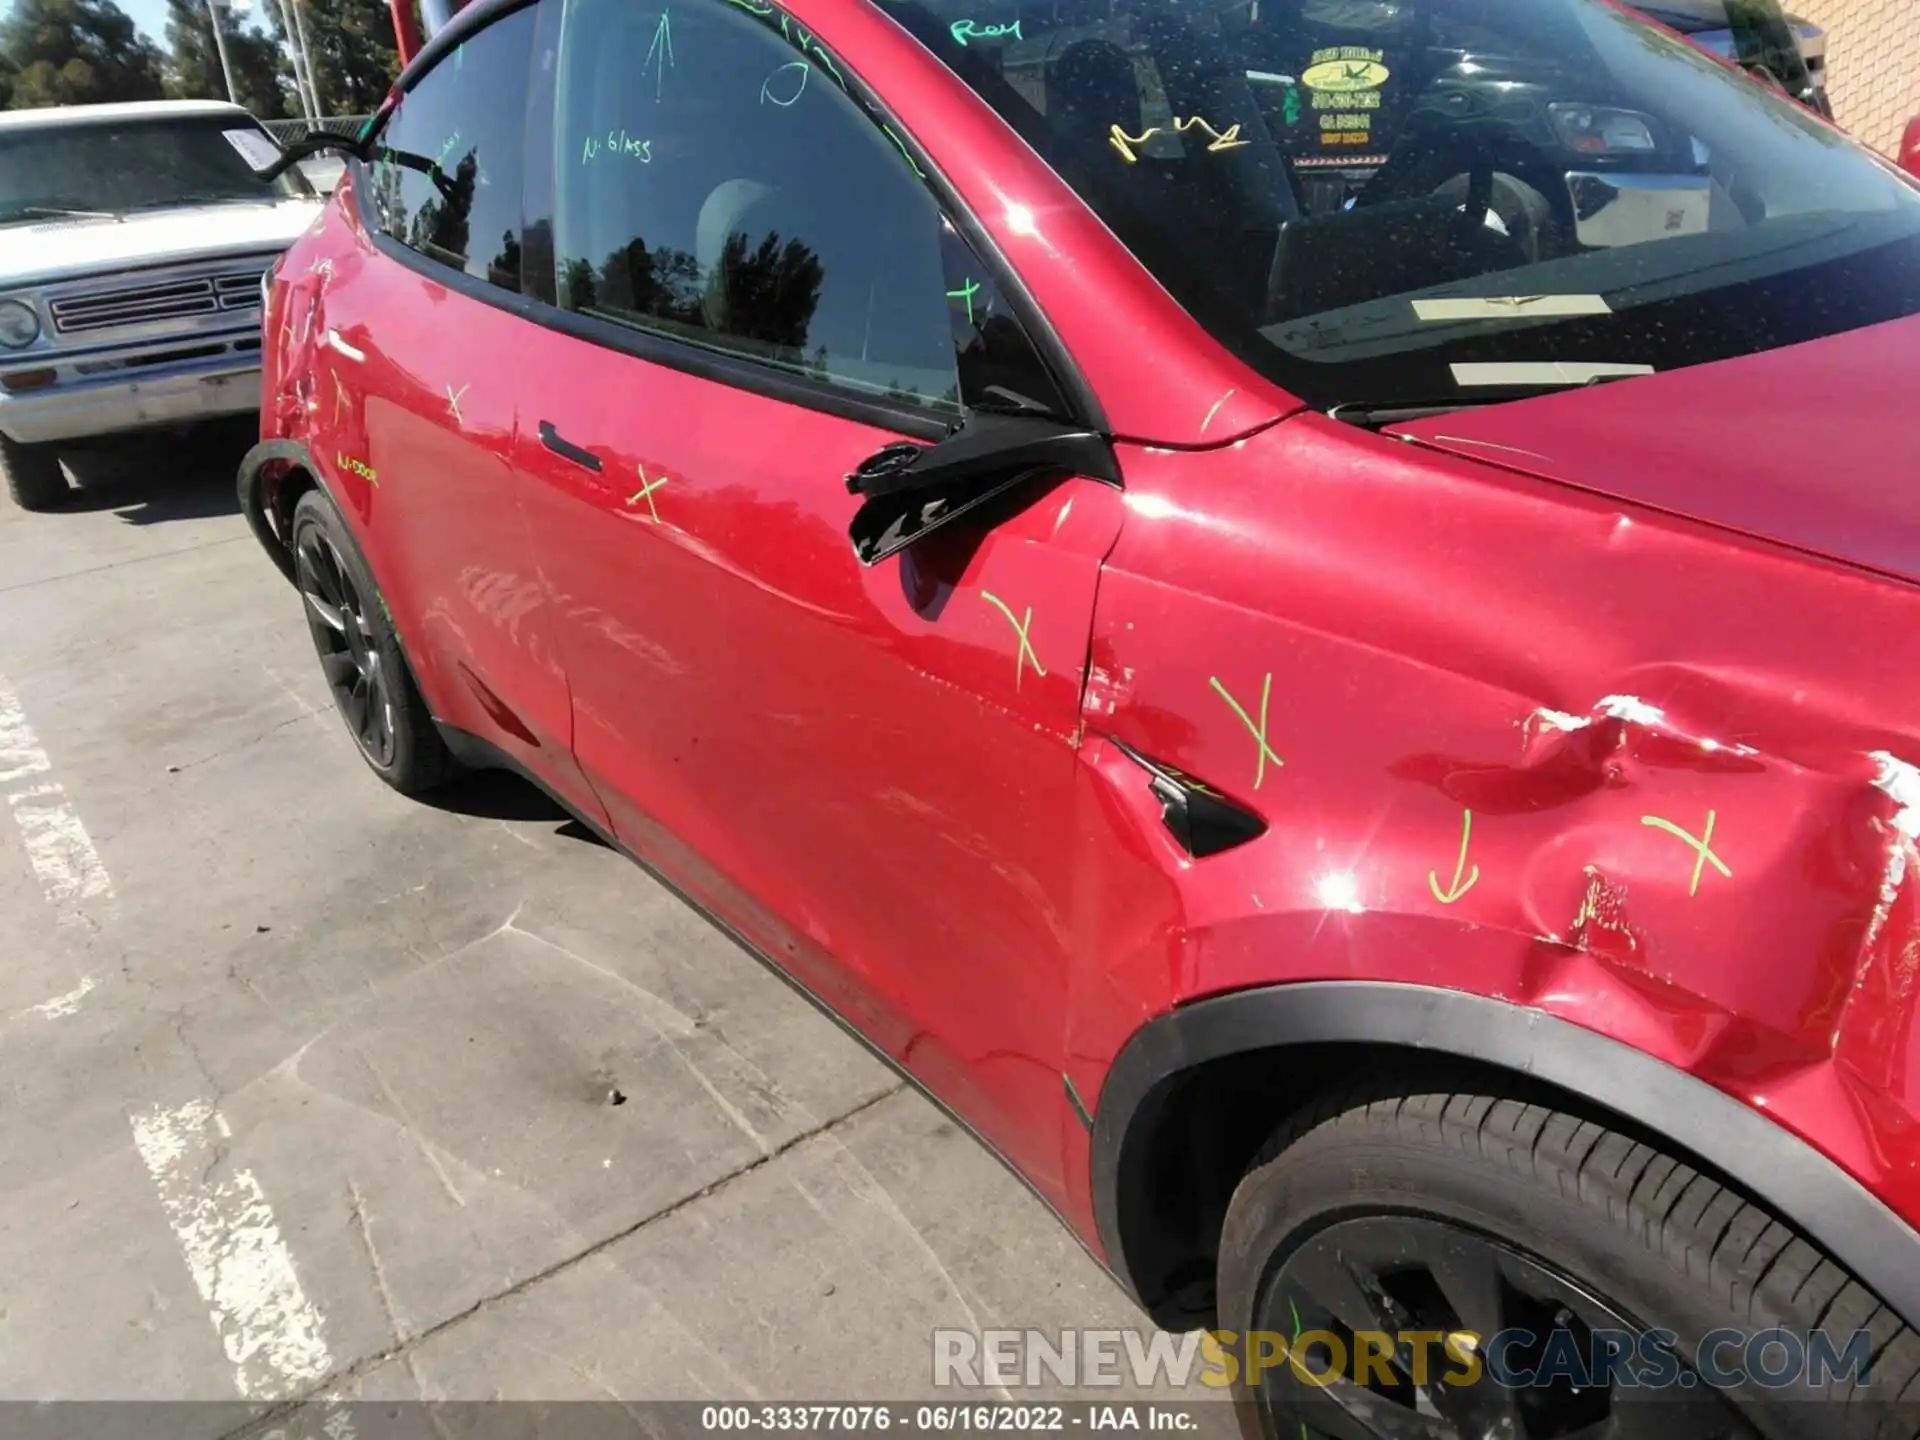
[1428,807,1480,904]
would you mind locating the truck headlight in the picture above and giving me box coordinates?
[0,299,40,349]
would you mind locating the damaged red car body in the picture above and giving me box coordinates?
[243,0,1920,1430]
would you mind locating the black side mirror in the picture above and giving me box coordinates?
[845,411,1119,565]
[250,130,370,183]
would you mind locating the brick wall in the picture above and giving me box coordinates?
[1792,0,1920,155]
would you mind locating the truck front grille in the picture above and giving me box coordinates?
[48,264,269,336]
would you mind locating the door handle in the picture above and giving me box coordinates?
[538,420,603,474]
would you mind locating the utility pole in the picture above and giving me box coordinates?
[264,0,317,121]
[289,0,325,117]
[205,0,240,105]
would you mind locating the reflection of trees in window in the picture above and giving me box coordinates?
[560,256,599,311]
[490,229,521,289]
[599,240,704,324]
[412,151,478,268]
[566,230,826,366]
[715,230,824,351]
[368,155,405,236]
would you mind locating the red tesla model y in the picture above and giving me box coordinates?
[241,0,1920,1432]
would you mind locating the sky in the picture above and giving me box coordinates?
[120,0,173,41]
[0,0,267,45]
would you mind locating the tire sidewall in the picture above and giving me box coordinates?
[290,488,425,787]
[1218,1115,1861,1440]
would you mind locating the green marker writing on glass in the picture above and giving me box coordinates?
[950,17,1022,46]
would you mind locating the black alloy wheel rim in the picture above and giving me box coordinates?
[1257,1214,1759,1440]
[296,527,397,769]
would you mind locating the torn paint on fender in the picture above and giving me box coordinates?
[1568,865,1639,959]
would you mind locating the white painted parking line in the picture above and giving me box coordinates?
[13,974,96,1020]
[130,1099,335,1400]
[0,676,113,930]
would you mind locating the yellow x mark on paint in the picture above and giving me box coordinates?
[445,382,469,424]
[1210,673,1283,789]
[981,591,1046,688]
[1641,809,1732,896]
[626,465,668,522]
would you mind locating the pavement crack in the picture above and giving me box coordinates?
[218,1081,907,1438]
[169,709,325,774]
[0,533,251,596]
[172,1009,226,1111]
[353,1044,467,1209]
[348,1175,431,1397]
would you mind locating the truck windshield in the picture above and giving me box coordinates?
[0,116,309,226]
[878,0,1920,411]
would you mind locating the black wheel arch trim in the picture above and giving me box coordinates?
[1091,980,1920,1331]
[237,437,318,585]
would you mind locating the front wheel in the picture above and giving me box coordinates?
[0,432,69,511]
[291,488,458,794]
[1218,1084,1919,1439]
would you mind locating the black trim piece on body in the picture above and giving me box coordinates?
[1091,981,1920,1332]
[236,437,318,583]
[537,420,604,472]
[394,0,538,94]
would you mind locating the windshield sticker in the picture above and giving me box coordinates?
[1302,51,1390,92]
[949,18,1022,46]
[1414,295,1613,322]
[1303,46,1388,147]
[1451,361,1654,388]
[1109,115,1249,163]
[761,59,810,106]
[221,128,282,171]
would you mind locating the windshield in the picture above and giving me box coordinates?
[0,116,310,225]
[878,0,1920,412]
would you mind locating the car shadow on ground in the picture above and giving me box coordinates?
[55,418,256,525]
[419,769,613,849]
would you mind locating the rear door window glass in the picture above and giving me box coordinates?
[367,5,538,292]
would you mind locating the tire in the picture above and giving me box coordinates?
[0,432,69,511]
[1218,1082,1920,1440]
[290,488,458,794]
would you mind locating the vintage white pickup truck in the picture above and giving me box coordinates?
[0,100,324,511]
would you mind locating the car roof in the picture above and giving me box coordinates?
[0,100,258,131]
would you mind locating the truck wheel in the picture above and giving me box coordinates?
[290,488,459,794]
[1218,1083,1920,1439]
[0,433,69,511]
